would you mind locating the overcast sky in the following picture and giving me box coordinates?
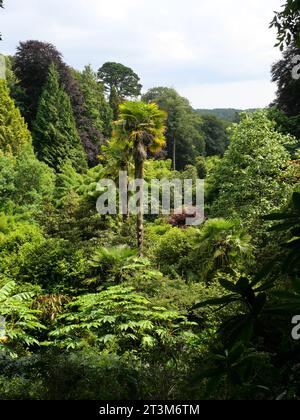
[0,0,283,109]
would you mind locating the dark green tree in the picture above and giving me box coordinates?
[270,0,300,50]
[98,62,142,118]
[268,107,300,146]
[32,64,87,172]
[271,43,300,117]
[201,115,229,156]
[13,41,104,166]
[143,87,205,170]
[73,65,113,164]
[76,65,112,138]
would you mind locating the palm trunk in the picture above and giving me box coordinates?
[122,163,130,222]
[173,137,176,171]
[135,157,144,257]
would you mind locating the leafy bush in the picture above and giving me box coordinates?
[0,147,55,212]
[17,238,89,292]
[0,215,44,278]
[50,285,196,353]
[152,227,197,277]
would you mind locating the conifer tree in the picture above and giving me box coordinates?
[76,65,112,138]
[33,64,87,172]
[74,65,113,165]
[0,79,32,156]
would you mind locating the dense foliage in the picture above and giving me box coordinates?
[33,65,87,171]
[143,87,205,169]
[0,4,300,400]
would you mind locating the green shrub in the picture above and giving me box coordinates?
[17,238,89,292]
[152,227,197,277]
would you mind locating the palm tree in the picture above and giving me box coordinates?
[101,136,134,221]
[114,101,166,255]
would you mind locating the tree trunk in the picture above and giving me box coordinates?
[135,158,144,257]
[173,137,176,171]
[122,163,130,222]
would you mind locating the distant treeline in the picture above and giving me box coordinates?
[196,108,259,123]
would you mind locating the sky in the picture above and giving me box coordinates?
[0,0,284,109]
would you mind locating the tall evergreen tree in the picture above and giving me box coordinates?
[98,62,142,120]
[98,62,142,100]
[75,65,112,139]
[0,80,32,156]
[13,41,104,166]
[32,65,87,172]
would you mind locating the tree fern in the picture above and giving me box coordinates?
[50,285,196,353]
[0,278,45,357]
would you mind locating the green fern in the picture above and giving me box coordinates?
[50,285,196,352]
[0,278,45,357]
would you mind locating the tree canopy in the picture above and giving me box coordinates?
[210,112,294,229]
[271,43,300,117]
[32,64,87,171]
[201,115,229,156]
[270,0,300,49]
[143,87,205,170]
[1,6,300,399]
[0,80,32,156]
[98,62,142,120]
[98,62,142,99]
[13,41,109,166]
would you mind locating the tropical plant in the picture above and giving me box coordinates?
[194,219,254,282]
[152,227,197,278]
[263,191,300,273]
[86,246,138,288]
[50,285,196,352]
[193,274,275,346]
[113,101,166,255]
[191,343,274,400]
[0,278,44,356]
[143,87,205,169]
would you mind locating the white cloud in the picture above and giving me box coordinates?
[0,0,284,108]
[179,80,276,109]
[146,31,198,63]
